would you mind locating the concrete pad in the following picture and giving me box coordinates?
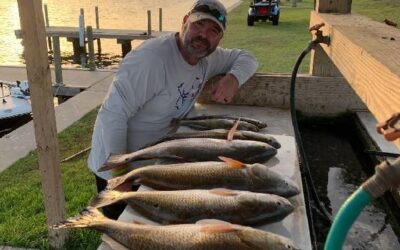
[98,104,312,250]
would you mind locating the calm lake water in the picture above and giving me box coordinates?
[0,0,235,66]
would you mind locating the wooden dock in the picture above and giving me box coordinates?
[14,26,172,40]
[15,26,173,58]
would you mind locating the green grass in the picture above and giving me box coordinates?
[0,110,101,249]
[221,0,314,73]
[221,0,400,74]
[0,1,399,249]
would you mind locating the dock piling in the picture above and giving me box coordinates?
[95,6,102,55]
[44,4,52,51]
[117,39,132,58]
[53,36,63,84]
[147,10,152,37]
[159,8,162,32]
[79,10,86,67]
[87,26,96,70]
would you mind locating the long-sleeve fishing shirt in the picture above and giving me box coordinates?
[88,32,257,180]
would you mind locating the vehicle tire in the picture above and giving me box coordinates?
[247,14,255,26]
[272,12,280,25]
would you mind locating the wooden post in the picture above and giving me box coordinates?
[309,45,342,77]
[16,0,67,248]
[309,0,351,77]
[79,11,86,67]
[117,39,132,58]
[67,37,85,63]
[53,36,63,84]
[147,10,152,37]
[315,0,351,13]
[159,8,162,32]
[43,4,52,51]
[87,26,95,70]
[95,6,102,55]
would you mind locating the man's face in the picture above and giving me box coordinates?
[181,17,223,60]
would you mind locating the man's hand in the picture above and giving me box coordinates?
[210,74,239,104]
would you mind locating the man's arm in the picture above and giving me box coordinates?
[206,48,258,103]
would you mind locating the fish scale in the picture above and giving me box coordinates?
[106,161,300,198]
[53,207,300,250]
[139,163,250,189]
[101,138,277,171]
[90,189,294,225]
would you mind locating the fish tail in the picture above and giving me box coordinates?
[52,207,106,229]
[99,154,132,171]
[89,190,125,208]
[106,174,134,190]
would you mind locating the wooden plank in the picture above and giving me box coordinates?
[309,45,342,77]
[198,73,366,116]
[315,0,351,13]
[15,26,172,40]
[16,0,67,248]
[310,11,400,147]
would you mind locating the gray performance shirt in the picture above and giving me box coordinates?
[88,32,257,179]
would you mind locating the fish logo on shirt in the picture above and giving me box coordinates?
[175,77,203,110]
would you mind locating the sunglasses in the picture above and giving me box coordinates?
[191,5,226,29]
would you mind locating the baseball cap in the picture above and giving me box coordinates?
[188,0,227,32]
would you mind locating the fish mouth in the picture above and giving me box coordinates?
[269,140,281,149]
[280,177,300,197]
[244,148,277,163]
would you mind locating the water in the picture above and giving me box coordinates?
[300,116,400,250]
[0,0,205,66]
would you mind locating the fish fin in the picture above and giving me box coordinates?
[131,220,145,225]
[52,207,105,229]
[218,156,246,169]
[227,118,240,141]
[164,155,185,160]
[200,224,238,234]
[238,236,270,250]
[102,234,131,250]
[89,190,124,208]
[209,188,238,196]
[196,219,231,225]
[99,154,130,172]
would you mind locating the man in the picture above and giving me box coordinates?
[88,0,258,219]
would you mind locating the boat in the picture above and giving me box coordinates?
[0,80,32,136]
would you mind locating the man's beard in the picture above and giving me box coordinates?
[183,35,215,60]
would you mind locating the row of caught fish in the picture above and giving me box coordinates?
[54,115,301,249]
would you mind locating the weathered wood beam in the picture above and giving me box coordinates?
[309,45,342,77]
[16,0,67,248]
[315,0,352,14]
[310,10,400,147]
